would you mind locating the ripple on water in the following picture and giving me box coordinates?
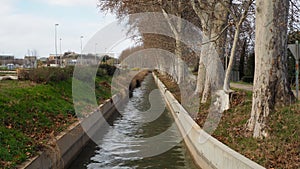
[72,75,198,169]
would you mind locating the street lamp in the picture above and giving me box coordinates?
[60,38,62,66]
[95,43,98,64]
[55,24,59,66]
[80,36,84,64]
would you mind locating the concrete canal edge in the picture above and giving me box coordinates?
[19,70,150,169]
[153,72,265,169]
[19,93,125,169]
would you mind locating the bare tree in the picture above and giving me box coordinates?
[247,0,295,138]
[221,0,254,94]
[191,0,230,103]
[99,0,201,83]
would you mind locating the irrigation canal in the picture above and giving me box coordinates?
[68,75,198,169]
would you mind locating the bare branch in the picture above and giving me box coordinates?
[201,23,231,45]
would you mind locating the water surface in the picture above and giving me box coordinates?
[68,75,197,169]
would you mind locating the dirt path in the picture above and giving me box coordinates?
[231,83,300,99]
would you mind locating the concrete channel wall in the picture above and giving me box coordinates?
[20,93,124,169]
[153,73,265,169]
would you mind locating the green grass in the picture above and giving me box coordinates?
[231,81,253,85]
[0,75,112,168]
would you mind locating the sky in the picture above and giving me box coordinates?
[0,0,130,58]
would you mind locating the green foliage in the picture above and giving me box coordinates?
[0,127,34,168]
[0,71,113,168]
[0,80,75,168]
[98,64,116,76]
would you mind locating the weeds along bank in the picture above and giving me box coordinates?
[0,65,115,169]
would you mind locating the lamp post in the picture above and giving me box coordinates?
[55,24,59,66]
[95,43,98,64]
[80,36,84,64]
[60,38,62,66]
[104,47,107,64]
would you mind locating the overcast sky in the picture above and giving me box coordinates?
[0,0,123,58]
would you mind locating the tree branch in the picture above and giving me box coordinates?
[201,23,230,45]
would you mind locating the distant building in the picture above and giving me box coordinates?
[39,57,48,62]
[49,54,60,61]
[14,59,25,68]
[65,59,77,66]
[37,57,49,67]
[6,63,15,70]
[0,54,14,66]
[24,56,37,68]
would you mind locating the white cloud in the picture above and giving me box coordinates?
[0,0,17,14]
[0,13,57,57]
[38,0,99,7]
[0,0,118,58]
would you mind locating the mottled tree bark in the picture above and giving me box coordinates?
[191,0,229,102]
[247,0,295,138]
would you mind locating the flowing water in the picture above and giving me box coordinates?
[68,75,198,169]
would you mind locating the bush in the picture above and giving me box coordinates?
[99,64,116,76]
[20,67,74,84]
[20,65,115,84]
[97,68,107,76]
[241,76,254,83]
[17,69,30,80]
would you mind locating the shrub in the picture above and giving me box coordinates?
[17,69,30,80]
[21,67,74,84]
[97,68,107,76]
[99,64,116,76]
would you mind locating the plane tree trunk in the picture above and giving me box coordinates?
[247,0,295,138]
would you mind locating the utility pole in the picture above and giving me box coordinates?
[55,24,59,66]
[95,43,98,64]
[80,36,84,65]
[60,38,62,66]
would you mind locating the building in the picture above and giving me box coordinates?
[49,54,60,61]
[24,56,37,68]
[0,54,14,66]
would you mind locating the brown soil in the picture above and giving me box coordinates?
[154,71,181,102]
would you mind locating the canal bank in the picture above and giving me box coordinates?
[153,73,265,169]
[68,74,198,169]
[20,93,125,169]
[19,70,150,169]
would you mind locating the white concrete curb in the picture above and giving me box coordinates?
[153,73,265,169]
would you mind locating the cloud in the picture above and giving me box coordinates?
[0,0,17,14]
[0,12,58,57]
[0,0,117,58]
[37,0,99,7]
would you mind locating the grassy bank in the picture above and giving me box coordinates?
[212,89,300,169]
[0,66,113,168]
[156,72,300,169]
